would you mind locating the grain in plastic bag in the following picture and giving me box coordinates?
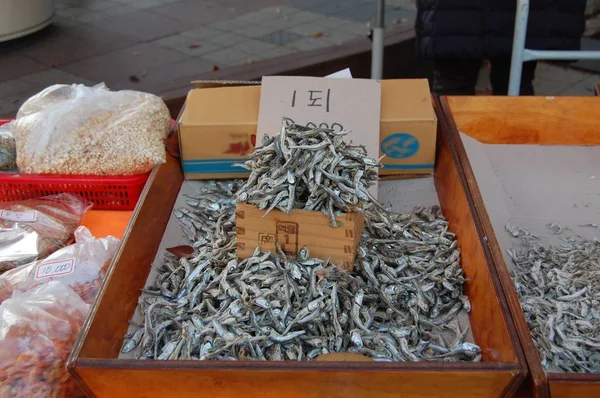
[0,281,88,398]
[0,226,119,303]
[0,193,92,274]
[12,83,171,175]
[0,121,16,171]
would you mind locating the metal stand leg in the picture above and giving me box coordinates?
[371,0,385,80]
[508,0,529,96]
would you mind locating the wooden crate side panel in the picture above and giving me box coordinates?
[447,96,600,145]
[549,380,600,398]
[433,117,519,366]
[75,366,517,398]
[236,203,362,268]
[440,97,551,398]
[73,154,184,359]
[352,211,365,249]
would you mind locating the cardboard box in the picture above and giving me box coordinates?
[379,79,437,175]
[178,79,437,180]
[178,85,260,180]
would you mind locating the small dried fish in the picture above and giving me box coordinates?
[507,224,600,373]
[235,122,380,225]
[123,181,479,362]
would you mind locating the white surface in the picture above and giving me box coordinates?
[0,0,54,42]
[325,68,353,79]
[461,132,600,269]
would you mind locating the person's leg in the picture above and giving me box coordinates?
[489,57,537,95]
[432,58,482,96]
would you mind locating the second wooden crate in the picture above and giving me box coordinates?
[235,202,364,270]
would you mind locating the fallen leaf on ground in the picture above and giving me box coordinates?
[188,44,200,48]
[132,51,141,56]
[166,245,194,258]
[311,31,324,38]
[211,65,220,71]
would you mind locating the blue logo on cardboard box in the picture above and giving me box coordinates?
[381,133,420,159]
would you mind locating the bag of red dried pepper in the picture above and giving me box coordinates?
[0,226,119,304]
[0,193,92,274]
[0,281,88,397]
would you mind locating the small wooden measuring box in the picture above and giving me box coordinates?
[235,202,364,270]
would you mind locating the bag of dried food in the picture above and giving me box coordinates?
[0,226,119,303]
[0,121,17,171]
[0,193,92,274]
[12,83,171,175]
[0,281,88,398]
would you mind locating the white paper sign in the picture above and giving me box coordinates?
[257,76,381,197]
[35,258,75,280]
[0,210,37,222]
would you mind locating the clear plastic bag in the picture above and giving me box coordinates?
[0,226,119,304]
[0,281,88,397]
[0,121,16,171]
[12,83,171,175]
[0,193,92,274]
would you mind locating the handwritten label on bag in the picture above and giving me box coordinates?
[0,210,37,222]
[257,76,381,197]
[35,258,75,280]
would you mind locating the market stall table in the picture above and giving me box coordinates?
[67,103,527,398]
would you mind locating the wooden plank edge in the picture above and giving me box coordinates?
[434,96,529,395]
[437,96,544,397]
[72,357,522,371]
[68,154,183,366]
[547,372,600,383]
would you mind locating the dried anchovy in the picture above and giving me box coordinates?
[123,181,480,362]
[235,123,380,225]
[506,223,600,373]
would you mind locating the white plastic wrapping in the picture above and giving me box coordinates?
[0,226,120,304]
[12,83,171,175]
[0,121,16,171]
[0,281,88,397]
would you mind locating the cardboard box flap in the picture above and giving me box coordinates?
[182,85,261,126]
[381,79,436,122]
[191,80,261,89]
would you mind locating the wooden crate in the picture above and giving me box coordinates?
[67,105,527,398]
[236,203,364,270]
[440,95,600,398]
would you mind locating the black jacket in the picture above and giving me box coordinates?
[415,0,586,58]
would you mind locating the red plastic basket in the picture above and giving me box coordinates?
[0,119,150,210]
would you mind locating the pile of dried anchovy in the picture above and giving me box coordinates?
[122,181,480,362]
[235,123,380,225]
[506,223,600,373]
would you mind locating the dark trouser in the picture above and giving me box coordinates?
[432,58,537,96]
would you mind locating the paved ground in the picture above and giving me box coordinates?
[0,0,417,117]
[0,0,598,118]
